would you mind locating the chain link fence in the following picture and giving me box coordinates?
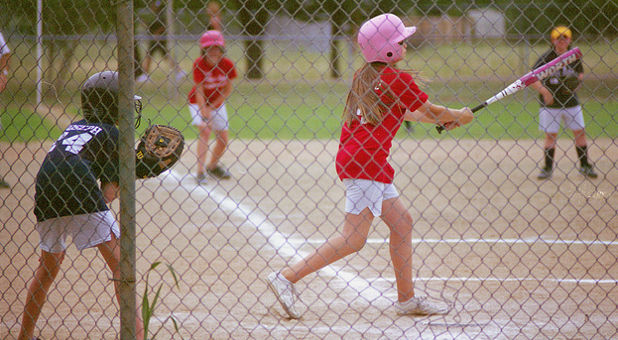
[1,0,616,339]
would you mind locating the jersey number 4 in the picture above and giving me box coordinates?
[50,132,94,154]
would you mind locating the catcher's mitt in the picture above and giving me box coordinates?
[135,124,185,178]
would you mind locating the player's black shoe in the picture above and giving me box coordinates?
[579,164,598,178]
[537,167,553,180]
[207,165,231,180]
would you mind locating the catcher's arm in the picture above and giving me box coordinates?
[101,182,119,203]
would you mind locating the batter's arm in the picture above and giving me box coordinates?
[405,100,472,125]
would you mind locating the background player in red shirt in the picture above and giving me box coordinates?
[188,30,237,182]
[267,13,473,319]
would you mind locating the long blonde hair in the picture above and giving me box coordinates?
[343,62,425,126]
[343,63,387,126]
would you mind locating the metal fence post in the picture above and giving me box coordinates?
[116,1,137,339]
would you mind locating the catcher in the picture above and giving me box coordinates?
[18,71,183,340]
[530,25,597,179]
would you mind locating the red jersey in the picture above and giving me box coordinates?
[188,56,237,105]
[336,66,428,183]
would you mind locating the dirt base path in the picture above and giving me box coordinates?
[1,138,616,339]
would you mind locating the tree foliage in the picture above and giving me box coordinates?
[505,0,617,39]
[7,0,115,35]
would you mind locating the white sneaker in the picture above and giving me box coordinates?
[196,173,207,184]
[136,74,149,83]
[266,272,301,319]
[396,296,450,316]
[175,70,187,81]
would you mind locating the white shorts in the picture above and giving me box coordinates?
[189,103,229,131]
[343,178,399,217]
[539,105,585,133]
[35,210,120,253]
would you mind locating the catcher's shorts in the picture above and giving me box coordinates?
[189,103,229,131]
[36,210,120,253]
[539,105,585,133]
[343,178,399,217]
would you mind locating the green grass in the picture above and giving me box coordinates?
[1,38,615,142]
[2,81,616,142]
[1,107,63,142]
[133,83,618,141]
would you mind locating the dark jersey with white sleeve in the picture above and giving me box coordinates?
[34,119,119,222]
[533,48,583,108]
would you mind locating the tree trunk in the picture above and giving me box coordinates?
[329,22,342,79]
[54,40,77,91]
[329,6,346,79]
[238,1,270,79]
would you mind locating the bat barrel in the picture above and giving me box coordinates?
[436,47,581,134]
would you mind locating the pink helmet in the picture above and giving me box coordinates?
[199,30,225,49]
[357,13,416,63]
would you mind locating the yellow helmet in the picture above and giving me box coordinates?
[551,26,572,40]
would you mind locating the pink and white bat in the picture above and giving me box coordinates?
[437,47,582,133]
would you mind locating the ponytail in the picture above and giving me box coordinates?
[342,63,388,126]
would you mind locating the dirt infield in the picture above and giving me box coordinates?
[1,138,616,339]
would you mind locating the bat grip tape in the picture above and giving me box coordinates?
[435,102,486,134]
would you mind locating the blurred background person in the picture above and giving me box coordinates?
[0,30,12,189]
[136,0,186,83]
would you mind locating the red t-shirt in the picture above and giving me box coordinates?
[188,56,237,105]
[335,66,428,183]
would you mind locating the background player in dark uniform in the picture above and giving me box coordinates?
[18,71,145,340]
[530,26,597,179]
[137,0,185,83]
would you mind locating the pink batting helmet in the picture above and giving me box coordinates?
[357,13,416,63]
[199,30,225,49]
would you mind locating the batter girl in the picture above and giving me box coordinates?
[267,13,473,318]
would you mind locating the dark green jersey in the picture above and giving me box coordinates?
[533,48,584,108]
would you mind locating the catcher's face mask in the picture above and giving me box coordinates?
[134,95,143,128]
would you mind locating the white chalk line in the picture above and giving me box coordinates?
[167,171,385,302]
[165,171,617,286]
[302,237,618,247]
[372,276,617,285]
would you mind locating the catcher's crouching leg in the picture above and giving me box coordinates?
[136,124,185,178]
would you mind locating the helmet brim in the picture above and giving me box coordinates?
[399,26,417,42]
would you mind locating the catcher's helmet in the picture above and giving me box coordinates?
[199,30,225,49]
[81,71,143,126]
[357,13,416,63]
